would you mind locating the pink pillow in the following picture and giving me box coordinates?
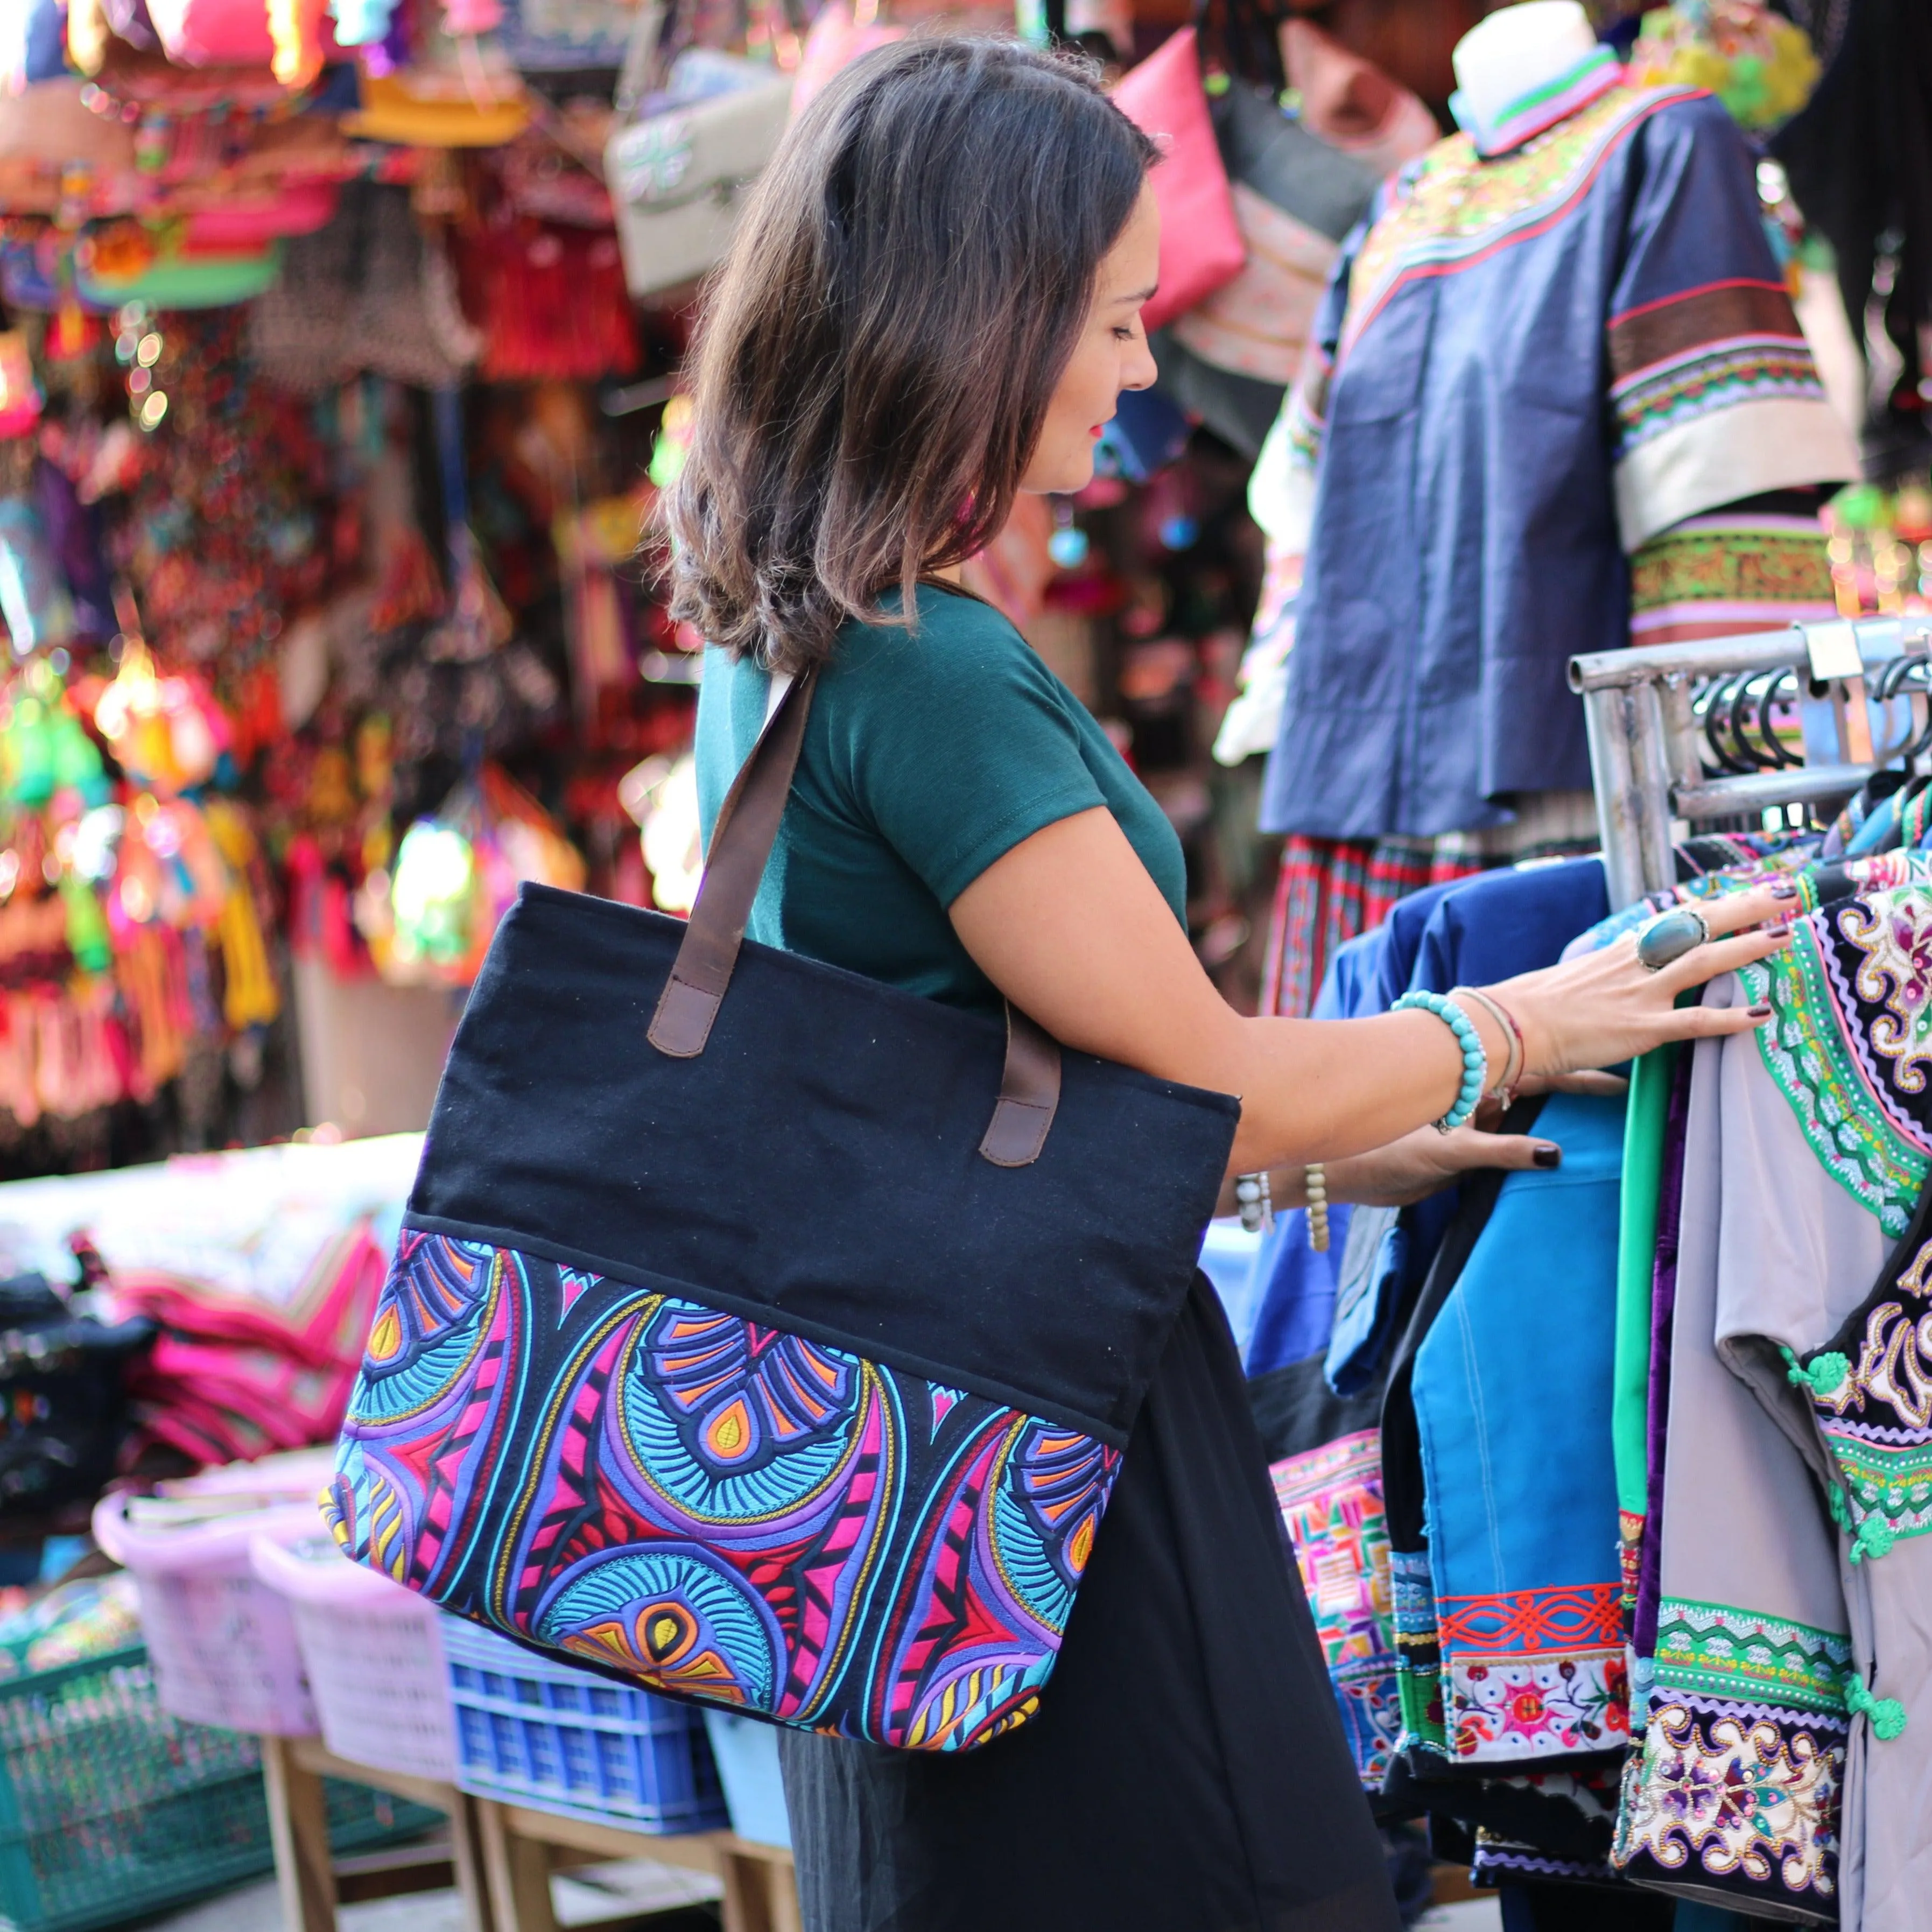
[1112,26,1245,333]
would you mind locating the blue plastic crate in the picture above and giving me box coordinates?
[440,1618,727,1835]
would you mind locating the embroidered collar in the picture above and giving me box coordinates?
[1449,44,1622,158]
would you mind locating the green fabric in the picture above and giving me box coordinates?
[694,585,1186,1015]
[1613,1043,1677,1526]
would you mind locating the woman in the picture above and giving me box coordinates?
[670,37,1787,1932]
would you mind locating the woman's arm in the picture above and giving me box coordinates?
[949,806,1788,1175]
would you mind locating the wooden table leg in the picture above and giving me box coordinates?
[716,1847,773,1932]
[476,1799,561,1932]
[262,1735,338,1932]
[447,1792,499,1932]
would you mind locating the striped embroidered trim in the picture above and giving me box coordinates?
[1612,340,1831,455]
[1649,1598,1852,1716]
[1436,1582,1624,1654]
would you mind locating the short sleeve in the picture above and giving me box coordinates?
[822,596,1108,909]
[1606,94,1855,551]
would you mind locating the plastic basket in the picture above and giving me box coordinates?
[93,1494,320,1736]
[701,1709,790,1849]
[441,1618,727,1834]
[0,1645,442,1932]
[250,1536,456,1782]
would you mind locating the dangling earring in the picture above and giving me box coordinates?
[1047,498,1088,569]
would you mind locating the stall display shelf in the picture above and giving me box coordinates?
[441,1618,728,1836]
[0,1645,440,1932]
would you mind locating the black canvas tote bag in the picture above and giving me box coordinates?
[327,670,1238,1751]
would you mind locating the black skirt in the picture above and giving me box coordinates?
[779,1274,1402,1932]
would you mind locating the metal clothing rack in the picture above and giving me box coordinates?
[1570,616,1932,909]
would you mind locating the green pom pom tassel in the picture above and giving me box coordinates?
[1780,1345,1849,1399]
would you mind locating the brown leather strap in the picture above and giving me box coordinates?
[649,664,1063,1166]
[978,1003,1062,1167]
[649,671,818,1057]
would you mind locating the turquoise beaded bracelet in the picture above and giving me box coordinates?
[1391,989,1487,1132]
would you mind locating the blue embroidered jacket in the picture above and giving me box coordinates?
[1260,81,1853,841]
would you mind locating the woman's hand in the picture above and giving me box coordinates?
[1325,1122,1561,1207]
[1484,881,1797,1080]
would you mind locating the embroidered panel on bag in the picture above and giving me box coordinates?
[1269,1429,1402,1788]
[1612,1597,1848,1917]
[326,1231,1120,1752]
[1435,1583,1629,1764]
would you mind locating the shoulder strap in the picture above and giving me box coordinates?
[648,667,1062,1166]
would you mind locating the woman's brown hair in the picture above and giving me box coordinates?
[666,37,1157,675]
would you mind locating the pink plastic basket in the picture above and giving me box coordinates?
[250,1537,456,1781]
[92,1493,321,1737]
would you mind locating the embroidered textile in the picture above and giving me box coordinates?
[1269,1429,1402,1786]
[1741,885,1932,1235]
[1613,1599,1847,1912]
[1390,1544,1446,1757]
[1262,82,1851,842]
[1628,514,1835,648]
[1412,1095,1629,1768]
[328,1233,1121,1752]
[1792,1206,1932,1559]
[1257,834,1480,1019]
[1617,1018,1852,1924]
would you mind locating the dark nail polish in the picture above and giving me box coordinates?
[1533,1144,1561,1168]
[1749,1003,1772,1018]
[1771,881,1801,898]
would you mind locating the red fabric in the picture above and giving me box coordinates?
[1112,28,1245,332]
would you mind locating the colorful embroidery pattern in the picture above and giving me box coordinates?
[328,1233,1122,1752]
[1436,1584,1628,1762]
[1270,1430,1401,1787]
[1742,890,1932,1236]
[1337,85,1697,365]
[1613,340,1825,457]
[1613,1598,1847,1913]
[1390,1545,1446,1755]
[1795,1226,1932,1558]
[1651,1600,1852,1715]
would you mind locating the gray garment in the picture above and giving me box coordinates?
[1613,996,1853,1925]
[1710,980,1932,1932]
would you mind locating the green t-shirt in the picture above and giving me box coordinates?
[694,586,1186,1015]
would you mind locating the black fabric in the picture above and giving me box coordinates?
[1772,0,1932,478]
[0,1274,151,1514]
[411,884,1238,1446]
[1381,1755,1617,1868]
[1246,1349,1384,1466]
[780,1275,1402,1932]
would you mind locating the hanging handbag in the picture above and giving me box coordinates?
[326,672,1237,1752]
[605,0,795,299]
[1111,26,1246,333]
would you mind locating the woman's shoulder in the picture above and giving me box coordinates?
[830,585,1061,711]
